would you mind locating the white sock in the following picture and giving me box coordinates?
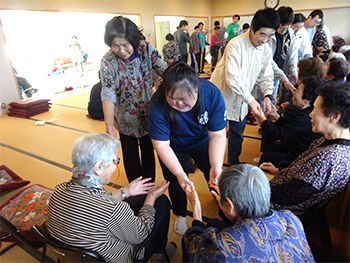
[174,216,188,235]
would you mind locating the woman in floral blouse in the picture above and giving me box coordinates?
[312,24,330,59]
[101,16,167,183]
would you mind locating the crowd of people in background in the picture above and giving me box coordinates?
[74,6,350,262]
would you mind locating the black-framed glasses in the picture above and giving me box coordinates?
[113,157,120,165]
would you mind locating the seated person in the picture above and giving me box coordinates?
[260,81,350,216]
[88,71,104,120]
[47,133,176,262]
[182,163,315,262]
[254,76,323,167]
[278,57,326,120]
[324,57,348,83]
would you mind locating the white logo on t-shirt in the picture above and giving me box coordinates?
[198,111,209,125]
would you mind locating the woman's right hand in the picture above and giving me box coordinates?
[144,180,170,206]
[184,184,199,206]
[177,173,194,191]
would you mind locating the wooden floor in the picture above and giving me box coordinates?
[1,88,348,262]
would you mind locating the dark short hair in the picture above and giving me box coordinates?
[165,33,174,41]
[251,8,280,33]
[214,21,220,26]
[332,38,346,52]
[242,23,250,30]
[277,6,294,25]
[293,13,306,24]
[194,25,199,30]
[298,57,326,80]
[104,16,143,51]
[233,14,240,20]
[214,26,220,31]
[198,22,204,26]
[179,20,188,27]
[318,81,350,128]
[327,58,348,81]
[300,76,322,105]
[152,61,201,128]
[309,9,324,19]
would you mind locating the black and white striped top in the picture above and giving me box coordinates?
[47,182,155,262]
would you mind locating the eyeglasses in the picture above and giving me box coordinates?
[112,157,120,165]
[312,18,321,26]
[279,25,290,30]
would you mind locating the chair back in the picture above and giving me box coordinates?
[31,225,105,263]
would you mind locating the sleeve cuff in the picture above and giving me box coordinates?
[192,220,206,228]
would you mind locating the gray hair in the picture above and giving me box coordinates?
[71,133,120,174]
[219,164,271,219]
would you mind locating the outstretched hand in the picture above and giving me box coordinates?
[259,162,279,175]
[147,180,170,200]
[184,184,200,206]
[126,176,155,197]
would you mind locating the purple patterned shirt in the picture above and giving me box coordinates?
[101,41,166,137]
[270,137,350,215]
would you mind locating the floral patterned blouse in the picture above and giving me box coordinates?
[101,41,166,137]
[162,40,179,64]
[312,27,330,57]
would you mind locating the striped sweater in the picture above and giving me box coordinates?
[47,181,155,262]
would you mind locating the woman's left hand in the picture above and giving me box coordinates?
[126,176,155,197]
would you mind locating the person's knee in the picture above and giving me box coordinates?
[154,194,171,211]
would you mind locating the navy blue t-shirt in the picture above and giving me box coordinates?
[148,79,226,153]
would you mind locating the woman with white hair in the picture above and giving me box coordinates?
[47,133,175,262]
[182,163,315,262]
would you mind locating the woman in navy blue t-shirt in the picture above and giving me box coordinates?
[148,62,227,235]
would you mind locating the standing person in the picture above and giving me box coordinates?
[304,10,323,43]
[148,62,227,235]
[291,13,312,61]
[210,26,222,72]
[211,8,280,165]
[101,16,166,183]
[173,20,190,64]
[239,23,250,35]
[162,33,179,65]
[197,22,207,73]
[312,24,330,60]
[226,14,240,44]
[214,20,227,57]
[189,26,201,71]
[69,36,85,76]
[268,6,298,105]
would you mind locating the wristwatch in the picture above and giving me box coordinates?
[120,187,127,199]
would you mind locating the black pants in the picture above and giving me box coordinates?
[126,194,170,262]
[179,53,188,64]
[159,142,211,217]
[190,52,199,71]
[210,46,220,68]
[119,133,155,182]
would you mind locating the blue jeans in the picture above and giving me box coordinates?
[228,118,246,165]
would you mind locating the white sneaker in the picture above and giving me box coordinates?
[174,216,188,235]
[253,157,260,164]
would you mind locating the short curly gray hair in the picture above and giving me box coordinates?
[71,133,120,174]
[219,164,271,219]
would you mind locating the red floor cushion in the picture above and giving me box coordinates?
[0,165,30,197]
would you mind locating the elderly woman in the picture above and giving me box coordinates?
[260,81,350,216]
[101,16,166,184]
[47,133,175,262]
[324,57,348,83]
[254,76,323,167]
[182,164,315,262]
[148,61,227,235]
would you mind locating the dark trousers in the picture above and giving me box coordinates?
[190,52,199,71]
[228,118,246,165]
[179,53,188,64]
[210,46,220,68]
[126,194,170,261]
[119,133,155,183]
[159,142,211,217]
